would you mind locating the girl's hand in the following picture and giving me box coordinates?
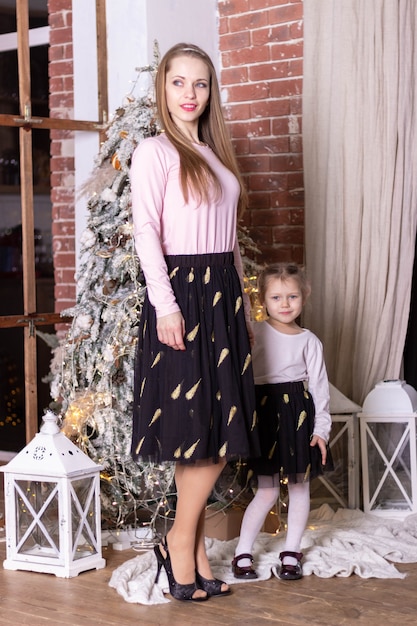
[156,311,186,351]
[310,434,327,466]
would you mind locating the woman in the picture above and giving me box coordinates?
[130,43,260,602]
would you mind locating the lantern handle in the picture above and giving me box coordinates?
[40,411,61,435]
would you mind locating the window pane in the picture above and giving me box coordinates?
[0,11,18,114]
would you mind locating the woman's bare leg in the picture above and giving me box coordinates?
[164,460,226,597]
[193,460,229,592]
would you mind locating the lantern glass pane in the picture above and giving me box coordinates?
[310,420,349,508]
[15,479,60,557]
[71,477,98,559]
[366,422,412,511]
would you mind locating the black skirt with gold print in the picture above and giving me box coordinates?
[250,381,334,483]
[131,252,261,465]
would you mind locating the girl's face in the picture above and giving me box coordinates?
[262,276,303,330]
[165,55,210,135]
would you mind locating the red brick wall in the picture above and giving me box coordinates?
[48,1,305,312]
[218,0,304,265]
[48,0,76,313]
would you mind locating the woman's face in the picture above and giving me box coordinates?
[165,55,210,135]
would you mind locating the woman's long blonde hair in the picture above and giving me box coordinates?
[155,42,248,214]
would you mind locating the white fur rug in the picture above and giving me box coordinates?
[109,504,417,605]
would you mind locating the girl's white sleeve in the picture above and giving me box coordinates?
[306,335,332,442]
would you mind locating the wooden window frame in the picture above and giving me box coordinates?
[0,0,108,442]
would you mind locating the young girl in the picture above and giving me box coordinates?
[232,263,332,581]
[130,43,260,602]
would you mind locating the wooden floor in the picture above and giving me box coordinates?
[2,475,417,625]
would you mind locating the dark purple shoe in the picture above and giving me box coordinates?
[231,553,258,579]
[278,551,303,580]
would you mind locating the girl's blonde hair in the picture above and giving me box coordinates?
[155,42,248,214]
[257,263,311,304]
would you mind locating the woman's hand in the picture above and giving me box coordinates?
[310,434,327,466]
[156,311,186,351]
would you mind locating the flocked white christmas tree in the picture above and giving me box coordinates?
[49,51,261,531]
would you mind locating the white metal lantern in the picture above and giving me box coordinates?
[311,383,361,510]
[359,379,417,518]
[0,411,106,577]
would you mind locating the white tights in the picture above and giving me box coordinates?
[235,474,310,567]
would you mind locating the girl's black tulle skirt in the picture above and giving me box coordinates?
[250,381,333,483]
[131,252,261,465]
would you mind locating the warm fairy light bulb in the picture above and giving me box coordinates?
[243,274,267,321]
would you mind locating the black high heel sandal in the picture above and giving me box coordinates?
[154,538,208,602]
[278,551,303,580]
[195,571,231,597]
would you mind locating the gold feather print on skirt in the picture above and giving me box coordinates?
[241,353,251,374]
[186,323,200,342]
[297,410,307,430]
[304,390,309,399]
[169,266,179,279]
[213,291,222,306]
[251,410,257,430]
[185,378,202,400]
[174,446,182,459]
[227,405,237,425]
[184,439,200,459]
[149,408,162,426]
[217,347,229,367]
[216,390,222,401]
[261,395,268,406]
[219,442,228,457]
[135,437,145,456]
[187,268,195,283]
[140,377,147,397]
[151,352,162,368]
[171,382,182,400]
[235,296,242,314]
[268,441,276,459]
[283,393,289,404]
[204,266,211,284]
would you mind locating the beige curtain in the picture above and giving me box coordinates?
[303,0,417,405]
